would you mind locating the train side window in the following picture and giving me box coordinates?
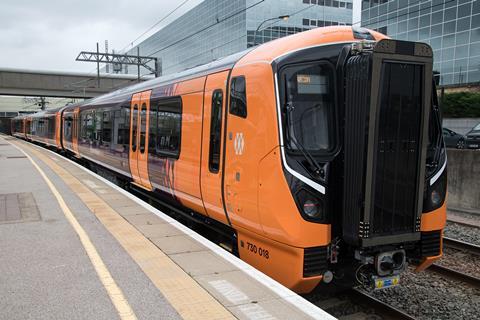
[85,112,95,143]
[94,110,102,145]
[64,116,73,141]
[102,110,112,145]
[156,97,182,159]
[229,76,247,118]
[148,104,158,156]
[209,90,223,173]
[113,107,129,153]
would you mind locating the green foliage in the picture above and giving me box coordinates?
[441,92,480,118]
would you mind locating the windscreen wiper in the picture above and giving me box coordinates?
[285,101,325,180]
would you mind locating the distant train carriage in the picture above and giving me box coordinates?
[11,116,27,139]
[12,26,447,293]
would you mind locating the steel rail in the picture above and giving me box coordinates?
[348,288,417,320]
[447,218,480,229]
[428,264,480,288]
[443,237,480,256]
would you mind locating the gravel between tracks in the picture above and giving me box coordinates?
[368,266,480,320]
[444,222,480,246]
[436,247,480,279]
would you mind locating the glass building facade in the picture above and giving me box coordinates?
[123,0,352,76]
[361,0,480,86]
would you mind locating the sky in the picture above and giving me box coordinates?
[0,0,204,74]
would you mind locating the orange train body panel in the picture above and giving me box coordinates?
[200,71,230,224]
[129,90,152,191]
[55,111,62,148]
[129,93,142,186]
[11,27,448,294]
[171,78,208,216]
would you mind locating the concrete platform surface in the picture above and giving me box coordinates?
[0,135,334,320]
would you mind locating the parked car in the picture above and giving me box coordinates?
[465,122,480,149]
[443,127,466,149]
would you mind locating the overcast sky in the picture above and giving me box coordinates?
[0,0,204,74]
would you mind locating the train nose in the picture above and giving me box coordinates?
[375,250,406,276]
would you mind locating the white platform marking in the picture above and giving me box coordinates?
[83,179,106,193]
[209,280,249,304]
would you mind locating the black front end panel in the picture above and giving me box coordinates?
[343,40,433,247]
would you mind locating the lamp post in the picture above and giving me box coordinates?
[253,15,290,46]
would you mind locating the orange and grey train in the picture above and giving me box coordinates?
[11,27,447,293]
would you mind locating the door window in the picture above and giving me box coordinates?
[132,104,138,152]
[140,103,147,153]
[209,90,223,172]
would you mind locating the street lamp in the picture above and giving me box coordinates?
[253,15,290,46]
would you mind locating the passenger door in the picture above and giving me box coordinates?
[223,73,262,233]
[129,90,153,190]
[200,71,230,224]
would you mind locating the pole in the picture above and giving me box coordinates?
[105,40,109,73]
[96,42,100,88]
[40,97,46,110]
[137,47,141,82]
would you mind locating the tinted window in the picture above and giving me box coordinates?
[152,97,182,159]
[102,111,111,143]
[281,63,335,153]
[229,76,247,118]
[64,116,73,141]
[209,90,223,172]
[132,104,138,152]
[114,107,129,151]
[140,103,147,153]
[94,111,102,145]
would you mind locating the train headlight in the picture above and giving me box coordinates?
[430,190,441,207]
[303,199,320,218]
[423,165,447,213]
[294,188,326,222]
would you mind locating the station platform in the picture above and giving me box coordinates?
[0,135,334,320]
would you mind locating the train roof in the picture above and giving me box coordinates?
[60,26,387,113]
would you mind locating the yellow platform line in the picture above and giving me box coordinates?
[14,140,234,320]
[8,142,137,320]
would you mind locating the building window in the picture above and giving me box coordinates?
[209,90,223,173]
[347,3,352,9]
[230,76,247,118]
[303,18,310,26]
[303,0,309,3]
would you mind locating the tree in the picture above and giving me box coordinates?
[441,92,480,118]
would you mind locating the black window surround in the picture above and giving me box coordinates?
[209,89,223,173]
[150,97,183,159]
[229,76,247,118]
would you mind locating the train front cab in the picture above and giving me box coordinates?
[226,31,446,293]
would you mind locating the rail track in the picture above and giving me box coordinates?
[428,264,480,288]
[443,236,480,255]
[447,218,480,229]
[346,288,417,320]
[425,237,480,289]
[306,288,417,320]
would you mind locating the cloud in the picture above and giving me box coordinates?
[0,0,204,72]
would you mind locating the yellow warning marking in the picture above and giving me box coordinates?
[8,141,137,320]
[15,140,235,320]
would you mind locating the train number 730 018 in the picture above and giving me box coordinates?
[247,241,269,259]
